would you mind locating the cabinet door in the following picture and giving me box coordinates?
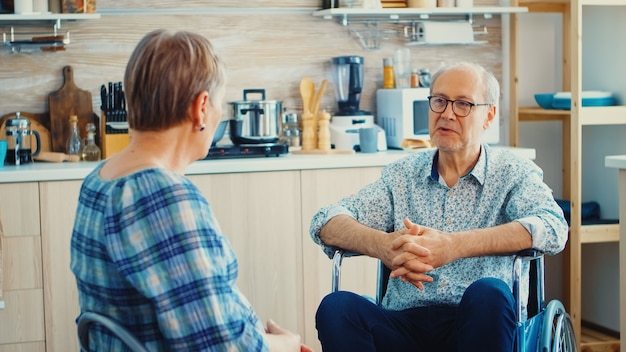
[189,171,303,334]
[39,180,82,352]
[300,167,383,350]
[0,183,45,347]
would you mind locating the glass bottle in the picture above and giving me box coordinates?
[383,58,395,89]
[81,123,101,161]
[411,68,420,88]
[66,115,82,156]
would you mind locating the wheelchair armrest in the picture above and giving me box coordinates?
[516,249,544,260]
[331,250,363,293]
[513,249,546,323]
[331,249,389,305]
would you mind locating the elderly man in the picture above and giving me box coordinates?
[310,62,568,352]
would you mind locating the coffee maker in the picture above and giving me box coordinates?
[4,112,41,165]
[329,56,386,151]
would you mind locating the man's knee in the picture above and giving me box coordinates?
[316,291,361,323]
[460,278,514,316]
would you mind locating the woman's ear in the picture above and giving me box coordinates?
[190,91,210,128]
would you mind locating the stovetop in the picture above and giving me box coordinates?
[204,143,289,159]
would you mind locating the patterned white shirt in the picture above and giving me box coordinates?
[310,144,568,311]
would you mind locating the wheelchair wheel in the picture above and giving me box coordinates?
[539,300,578,352]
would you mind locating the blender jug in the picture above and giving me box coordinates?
[5,112,41,165]
[331,56,364,115]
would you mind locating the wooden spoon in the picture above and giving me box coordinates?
[311,79,328,117]
[300,77,315,116]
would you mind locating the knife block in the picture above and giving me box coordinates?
[99,110,130,158]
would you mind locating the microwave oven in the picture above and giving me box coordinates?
[376,88,500,149]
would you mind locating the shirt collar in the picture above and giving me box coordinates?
[429,144,487,185]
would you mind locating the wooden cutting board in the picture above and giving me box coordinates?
[48,65,94,153]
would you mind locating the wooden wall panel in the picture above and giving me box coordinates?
[0,1,503,124]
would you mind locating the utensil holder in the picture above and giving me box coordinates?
[99,110,129,158]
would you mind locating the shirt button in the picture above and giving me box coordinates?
[448,190,454,196]
[445,219,451,225]
[439,280,446,287]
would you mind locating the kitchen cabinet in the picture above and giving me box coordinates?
[37,173,305,352]
[189,171,304,333]
[0,182,46,352]
[0,164,387,351]
[39,180,82,352]
[509,0,626,350]
[300,167,383,352]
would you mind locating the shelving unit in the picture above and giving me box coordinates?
[509,0,625,350]
[0,13,99,52]
[312,6,527,49]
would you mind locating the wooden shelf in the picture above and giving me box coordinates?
[519,106,569,121]
[580,224,620,244]
[580,106,626,126]
[313,6,529,20]
[518,106,626,125]
[580,325,620,352]
[579,0,626,5]
[0,13,100,21]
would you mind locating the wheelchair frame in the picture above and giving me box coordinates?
[331,249,578,352]
[77,312,149,352]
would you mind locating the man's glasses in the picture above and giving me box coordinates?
[428,96,491,117]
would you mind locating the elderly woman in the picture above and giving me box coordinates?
[71,29,308,352]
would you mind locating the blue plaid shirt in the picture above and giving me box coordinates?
[71,164,267,351]
[311,144,568,312]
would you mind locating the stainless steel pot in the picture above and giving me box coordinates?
[229,89,282,144]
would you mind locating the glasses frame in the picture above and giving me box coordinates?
[427,95,491,117]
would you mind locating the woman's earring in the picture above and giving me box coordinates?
[199,124,206,132]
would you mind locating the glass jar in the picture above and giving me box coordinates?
[81,122,101,161]
[282,113,301,148]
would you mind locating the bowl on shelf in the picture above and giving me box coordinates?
[552,91,616,109]
[534,91,616,110]
[534,93,556,109]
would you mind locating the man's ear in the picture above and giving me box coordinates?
[484,104,496,130]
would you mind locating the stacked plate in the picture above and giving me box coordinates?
[534,91,616,110]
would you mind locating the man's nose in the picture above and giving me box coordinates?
[441,102,456,119]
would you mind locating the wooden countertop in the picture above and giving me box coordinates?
[0,146,536,183]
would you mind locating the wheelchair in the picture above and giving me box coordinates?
[331,249,578,352]
[77,312,148,352]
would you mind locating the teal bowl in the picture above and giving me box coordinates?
[534,93,555,109]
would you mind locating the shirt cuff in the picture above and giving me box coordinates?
[516,216,547,250]
[310,206,355,259]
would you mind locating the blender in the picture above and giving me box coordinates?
[329,56,386,151]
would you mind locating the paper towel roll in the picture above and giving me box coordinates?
[14,0,34,14]
[33,0,48,13]
[416,21,475,44]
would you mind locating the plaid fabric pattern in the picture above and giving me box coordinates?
[71,164,268,351]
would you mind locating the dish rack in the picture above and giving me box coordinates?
[2,22,69,53]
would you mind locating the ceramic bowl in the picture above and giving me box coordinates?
[534,93,555,109]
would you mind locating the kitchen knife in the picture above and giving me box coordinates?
[100,84,107,111]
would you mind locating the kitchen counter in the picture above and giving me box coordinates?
[0,146,536,183]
